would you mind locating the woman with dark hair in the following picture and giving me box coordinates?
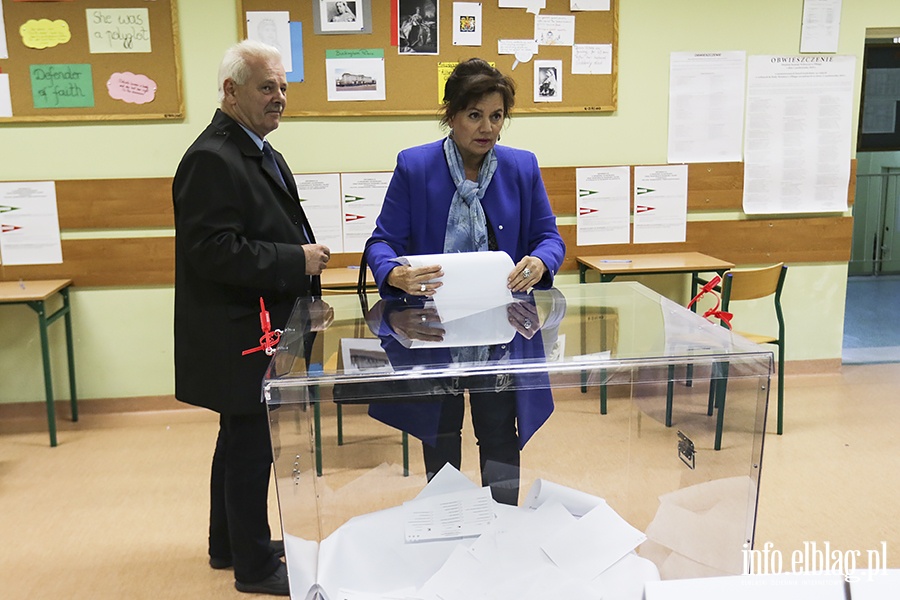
[364,58,565,505]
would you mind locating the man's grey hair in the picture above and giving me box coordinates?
[217,40,282,104]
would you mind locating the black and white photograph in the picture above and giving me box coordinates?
[535,60,563,102]
[398,0,438,55]
[319,0,365,33]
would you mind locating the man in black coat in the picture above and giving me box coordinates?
[173,40,330,596]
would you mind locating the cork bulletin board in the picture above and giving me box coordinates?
[238,0,618,117]
[0,0,183,122]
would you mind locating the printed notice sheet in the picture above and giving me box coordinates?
[800,0,842,54]
[667,51,746,164]
[633,166,688,244]
[0,181,63,265]
[340,171,390,252]
[743,55,854,214]
[293,173,343,253]
[576,166,630,246]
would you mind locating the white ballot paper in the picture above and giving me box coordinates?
[284,467,659,600]
[542,502,648,580]
[524,478,607,517]
[403,486,495,543]
[396,251,514,321]
[394,252,517,348]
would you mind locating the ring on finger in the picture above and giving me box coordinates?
[522,267,532,279]
[420,283,427,293]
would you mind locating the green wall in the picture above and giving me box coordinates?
[2,1,896,403]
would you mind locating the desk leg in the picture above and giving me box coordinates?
[61,288,78,422]
[32,300,58,447]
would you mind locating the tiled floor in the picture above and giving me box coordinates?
[842,275,900,364]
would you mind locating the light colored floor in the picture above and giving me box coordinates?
[1,363,899,599]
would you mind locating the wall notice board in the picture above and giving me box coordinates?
[0,0,183,122]
[238,0,617,117]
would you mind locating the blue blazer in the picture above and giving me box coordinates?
[364,140,566,447]
[366,139,566,296]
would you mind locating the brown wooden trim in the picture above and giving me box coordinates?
[56,178,174,229]
[560,216,853,272]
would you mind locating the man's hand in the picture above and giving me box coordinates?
[303,244,331,275]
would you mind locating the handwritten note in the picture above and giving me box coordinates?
[20,18,71,49]
[107,71,157,104]
[30,64,94,109]
[572,44,612,75]
[86,8,151,54]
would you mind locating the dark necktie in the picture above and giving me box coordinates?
[262,141,288,191]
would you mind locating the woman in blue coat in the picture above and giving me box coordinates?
[365,58,565,505]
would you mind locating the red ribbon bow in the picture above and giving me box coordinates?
[687,276,733,329]
[242,297,283,356]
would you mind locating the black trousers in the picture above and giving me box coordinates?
[422,385,520,506]
[208,412,280,583]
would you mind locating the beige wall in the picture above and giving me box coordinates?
[2,0,897,404]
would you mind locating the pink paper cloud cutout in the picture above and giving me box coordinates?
[107,72,157,105]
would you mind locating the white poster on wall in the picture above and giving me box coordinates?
[0,181,63,265]
[667,51,746,164]
[632,165,688,244]
[576,166,630,246]
[294,173,344,253]
[340,172,391,252]
[743,55,854,214]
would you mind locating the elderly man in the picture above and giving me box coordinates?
[172,40,330,596]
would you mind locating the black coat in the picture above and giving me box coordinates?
[173,109,320,415]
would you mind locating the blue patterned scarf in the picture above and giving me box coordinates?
[442,137,497,364]
[442,136,497,254]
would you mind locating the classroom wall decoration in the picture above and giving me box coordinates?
[238,0,618,117]
[0,0,183,122]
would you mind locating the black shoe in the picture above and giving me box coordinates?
[209,555,232,570]
[209,540,286,570]
[235,563,289,596]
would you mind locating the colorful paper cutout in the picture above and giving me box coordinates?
[107,71,157,104]
[30,64,94,109]
[20,18,71,49]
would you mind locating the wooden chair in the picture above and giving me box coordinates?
[707,263,788,447]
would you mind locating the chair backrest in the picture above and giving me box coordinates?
[722,263,786,302]
[720,263,788,334]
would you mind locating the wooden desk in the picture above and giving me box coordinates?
[578,252,735,284]
[320,267,374,293]
[0,279,78,447]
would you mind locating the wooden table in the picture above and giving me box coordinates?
[578,251,735,285]
[320,267,374,293]
[0,279,78,447]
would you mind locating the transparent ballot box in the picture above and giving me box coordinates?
[262,282,771,600]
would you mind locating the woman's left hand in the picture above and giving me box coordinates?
[507,256,546,292]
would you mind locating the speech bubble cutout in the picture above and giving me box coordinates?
[511,50,535,71]
[20,19,72,50]
[107,72,157,104]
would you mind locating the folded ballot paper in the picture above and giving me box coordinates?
[391,252,517,348]
[282,466,658,600]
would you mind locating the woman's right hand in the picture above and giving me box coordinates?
[387,264,444,296]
